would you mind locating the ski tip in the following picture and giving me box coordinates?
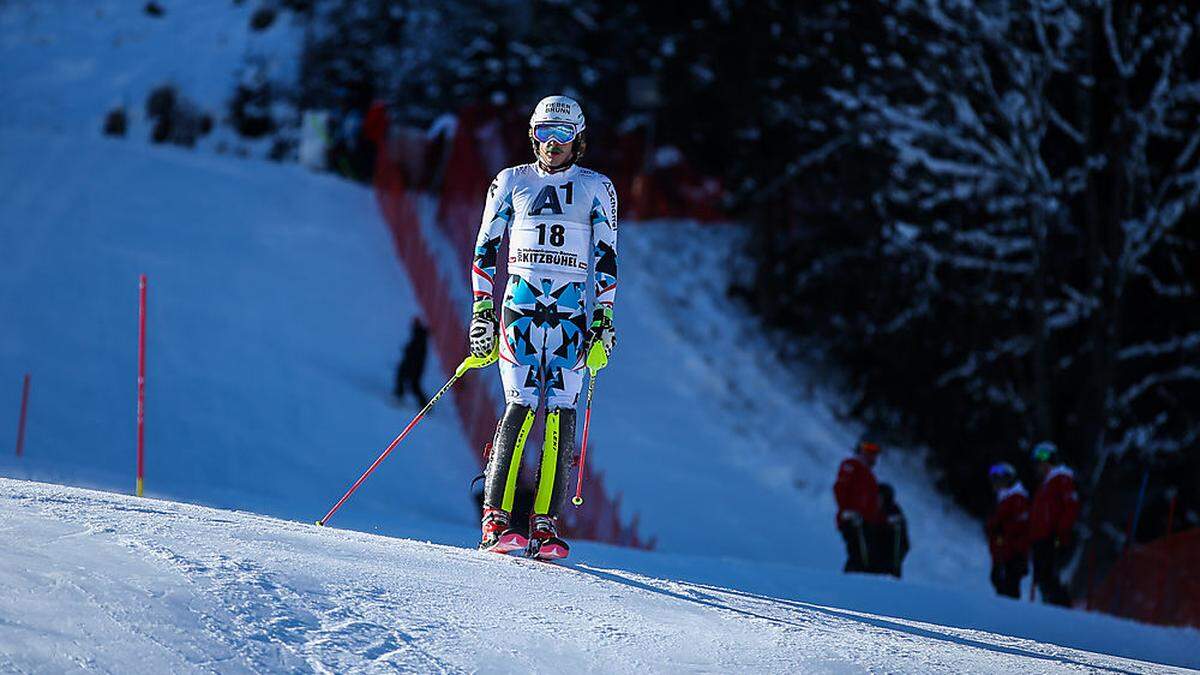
[533,545,569,561]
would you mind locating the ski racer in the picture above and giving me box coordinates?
[468,95,618,560]
[985,462,1030,599]
[834,439,884,572]
[1028,441,1080,606]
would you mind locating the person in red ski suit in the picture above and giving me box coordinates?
[985,462,1030,598]
[834,440,883,573]
[1028,441,1080,606]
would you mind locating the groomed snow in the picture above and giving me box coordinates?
[2,478,1195,673]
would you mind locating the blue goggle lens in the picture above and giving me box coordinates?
[532,123,577,144]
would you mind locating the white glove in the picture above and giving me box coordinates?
[469,300,498,359]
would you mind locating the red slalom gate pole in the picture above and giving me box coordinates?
[15,374,30,457]
[137,274,147,497]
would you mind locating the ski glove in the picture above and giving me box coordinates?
[469,299,499,359]
[585,306,615,371]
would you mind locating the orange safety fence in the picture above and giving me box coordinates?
[1090,528,1200,629]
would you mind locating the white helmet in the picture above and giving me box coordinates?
[529,95,586,132]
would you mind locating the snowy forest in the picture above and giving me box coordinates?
[280,0,1200,589]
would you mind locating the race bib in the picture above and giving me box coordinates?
[508,221,590,274]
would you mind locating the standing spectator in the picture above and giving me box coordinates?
[1028,441,1080,607]
[834,439,883,573]
[875,483,910,578]
[393,318,429,408]
[985,462,1030,599]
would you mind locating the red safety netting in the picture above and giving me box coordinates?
[1090,528,1200,629]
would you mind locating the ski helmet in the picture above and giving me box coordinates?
[855,439,882,456]
[529,95,586,132]
[988,462,1017,481]
[529,95,587,168]
[1030,441,1058,464]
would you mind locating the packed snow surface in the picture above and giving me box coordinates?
[2,2,1199,673]
[2,478,1196,674]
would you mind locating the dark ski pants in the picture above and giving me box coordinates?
[840,522,873,573]
[870,522,906,578]
[1031,539,1071,606]
[483,404,576,521]
[990,556,1028,599]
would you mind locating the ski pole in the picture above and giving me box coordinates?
[316,350,496,527]
[571,366,599,507]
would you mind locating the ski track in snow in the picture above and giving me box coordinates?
[1,479,1191,674]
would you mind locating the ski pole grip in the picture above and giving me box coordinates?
[456,346,499,377]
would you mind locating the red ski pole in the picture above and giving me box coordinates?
[571,368,599,507]
[316,352,494,527]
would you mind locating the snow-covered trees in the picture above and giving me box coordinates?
[762,0,1199,551]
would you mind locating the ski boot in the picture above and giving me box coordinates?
[478,508,527,554]
[526,514,570,561]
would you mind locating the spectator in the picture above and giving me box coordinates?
[393,318,429,408]
[874,482,910,578]
[985,462,1030,599]
[1028,441,1080,607]
[834,439,884,573]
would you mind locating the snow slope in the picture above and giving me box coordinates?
[2,478,1195,673]
[0,0,990,586]
[0,122,989,584]
[0,127,477,536]
[0,0,300,147]
[3,3,1199,670]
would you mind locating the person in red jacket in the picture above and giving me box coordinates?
[985,462,1030,598]
[1028,441,1080,606]
[834,439,883,572]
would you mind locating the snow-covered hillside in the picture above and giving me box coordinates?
[0,0,989,582]
[2,3,1199,671]
[0,1,299,149]
[3,478,1196,673]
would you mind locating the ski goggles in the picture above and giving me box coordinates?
[988,462,1016,480]
[531,122,579,144]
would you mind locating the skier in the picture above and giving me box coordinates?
[1028,441,1080,606]
[393,317,429,408]
[834,439,883,573]
[874,483,909,578]
[468,95,618,560]
[985,462,1030,599]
